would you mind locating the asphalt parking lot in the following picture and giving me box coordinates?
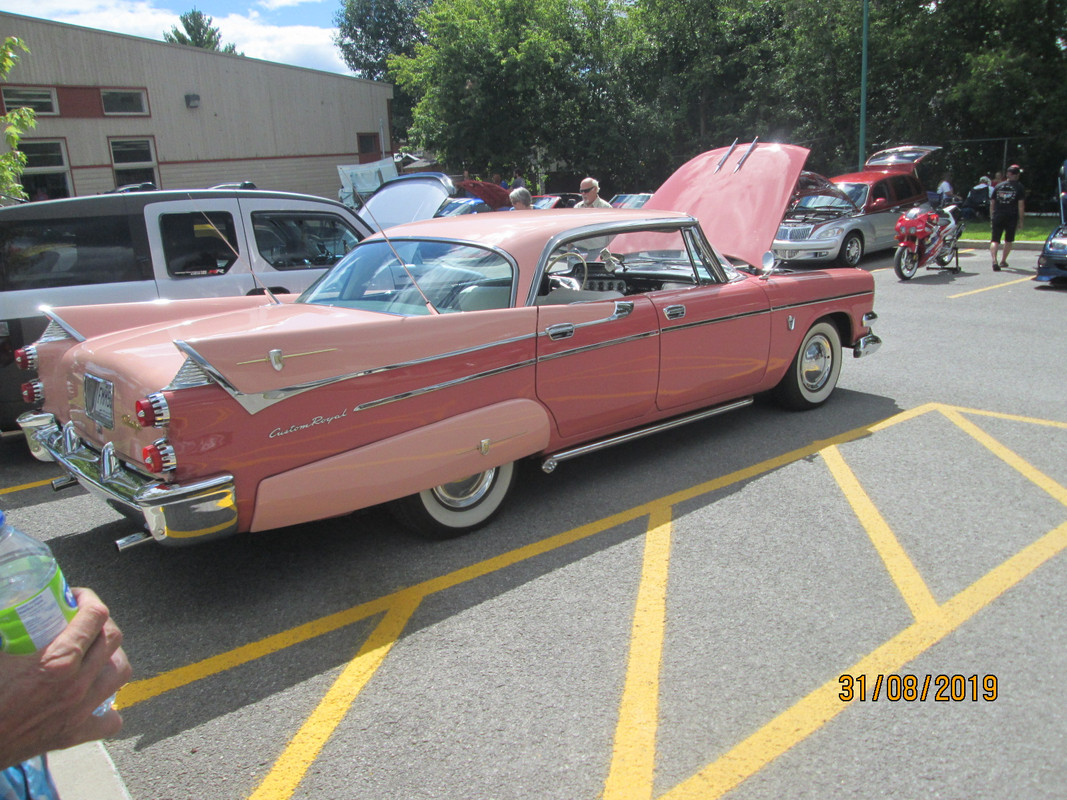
[2,244,1064,799]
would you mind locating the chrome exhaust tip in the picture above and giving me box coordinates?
[51,475,78,491]
[115,531,154,552]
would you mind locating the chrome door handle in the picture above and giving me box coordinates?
[664,304,686,320]
[546,323,575,340]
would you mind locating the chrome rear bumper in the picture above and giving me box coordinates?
[17,411,238,549]
[852,332,881,358]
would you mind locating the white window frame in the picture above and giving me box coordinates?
[19,139,72,197]
[109,137,159,189]
[101,89,149,116]
[2,86,58,115]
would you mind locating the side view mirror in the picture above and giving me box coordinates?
[869,197,889,211]
[759,251,778,277]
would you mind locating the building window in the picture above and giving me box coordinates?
[2,87,58,114]
[101,89,148,115]
[19,140,72,200]
[357,133,380,155]
[110,138,158,189]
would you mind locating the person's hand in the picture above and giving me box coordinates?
[0,587,132,769]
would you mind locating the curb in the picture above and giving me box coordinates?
[49,742,131,800]
[959,239,1042,251]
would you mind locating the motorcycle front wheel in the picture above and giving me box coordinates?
[894,247,919,280]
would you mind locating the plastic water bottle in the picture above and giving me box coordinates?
[0,509,113,715]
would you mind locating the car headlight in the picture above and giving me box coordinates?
[816,226,845,240]
[1046,236,1067,253]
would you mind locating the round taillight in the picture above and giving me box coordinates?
[20,380,43,403]
[14,346,37,371]
[141,440,176,473]
[135,393,170,428]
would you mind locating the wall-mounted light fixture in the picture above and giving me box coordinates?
[184,93,200,109]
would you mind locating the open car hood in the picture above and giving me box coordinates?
[358,172,457,230]
[643,141,809,267]
[792,171,860,212]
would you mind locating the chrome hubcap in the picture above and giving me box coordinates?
[431,469,496,510]
[801,335,833,392]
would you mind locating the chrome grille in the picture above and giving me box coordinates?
[777,224,814,241]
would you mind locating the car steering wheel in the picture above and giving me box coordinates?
[546,251,588,290]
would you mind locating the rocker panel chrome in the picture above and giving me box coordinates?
[541,397,753,473]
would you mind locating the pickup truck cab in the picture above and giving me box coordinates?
[0,187,372,428]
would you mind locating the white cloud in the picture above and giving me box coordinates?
[0,0,354,75]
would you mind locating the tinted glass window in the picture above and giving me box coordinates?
[888,176,918,203]
[0,214,143,291]
[160,212,239,277]
[251,212,361,270]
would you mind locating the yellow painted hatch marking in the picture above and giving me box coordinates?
[71,402,1062,799]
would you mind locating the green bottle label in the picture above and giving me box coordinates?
[0,568,78,654]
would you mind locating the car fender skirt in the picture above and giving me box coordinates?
[249,398,552,532]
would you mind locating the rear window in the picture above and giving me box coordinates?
[0,214,143,291]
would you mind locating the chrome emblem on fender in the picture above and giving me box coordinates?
[269,349,285,371]
[479,439,491,456]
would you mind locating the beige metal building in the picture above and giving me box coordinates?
[0,11,393,200]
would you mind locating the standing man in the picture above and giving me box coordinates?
[576,177,611,208]
[989,164,1025,271]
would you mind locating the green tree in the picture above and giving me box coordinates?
[164,8,242,54]
[335,0,429,142]
[1,37,36,201]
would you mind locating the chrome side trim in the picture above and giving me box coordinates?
[536,329,659,363]
[174,330,539,414]
[770,290,874,313]
[541,397,753,473]
[661,307,768,334]
[353,359,536,412]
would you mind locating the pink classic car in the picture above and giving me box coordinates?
[16,142,880,549]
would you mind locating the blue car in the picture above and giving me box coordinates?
[1036,159,1067,285]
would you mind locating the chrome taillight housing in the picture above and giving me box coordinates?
[141,439,177,473]
[14,345,37,371]
[135,392,171,427]
[20,380,43,403]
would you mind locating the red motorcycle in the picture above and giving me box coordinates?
[893,204,964,280]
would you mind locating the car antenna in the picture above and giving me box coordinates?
[189,189,280,305]
[351,182,440,315]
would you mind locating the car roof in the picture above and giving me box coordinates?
[0,188,356,219]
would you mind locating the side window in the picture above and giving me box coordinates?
[0,215,143,291]
[251,212,362,270]
[160,212,239,277]
[888,176,916,204]
[870,181,889,204]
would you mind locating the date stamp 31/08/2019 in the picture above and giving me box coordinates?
[839,674,998,703]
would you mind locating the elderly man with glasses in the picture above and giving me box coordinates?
[576,177,611,208]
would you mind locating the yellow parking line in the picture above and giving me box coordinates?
[604,506,673,800]
[822,444,939,621]
[660,518,1067,800]
[949,276,1032,297]
[941,407,1067,505]
[248,590,422,800]
[0,478,57,495]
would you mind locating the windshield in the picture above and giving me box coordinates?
[300,239,514,315]
[836,182,869,208]
[792,193,853,212]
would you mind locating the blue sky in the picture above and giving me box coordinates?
[0,0,355,75]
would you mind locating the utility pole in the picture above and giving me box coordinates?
[858,0,869,171]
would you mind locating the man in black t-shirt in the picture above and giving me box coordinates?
[989,164,1025,271]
